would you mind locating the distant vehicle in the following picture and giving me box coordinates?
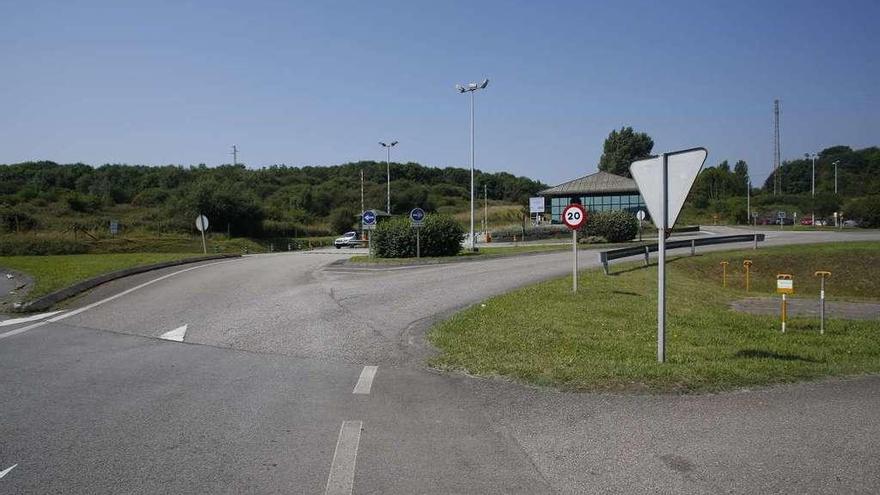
[843,219,859,227]
[801,216,813,226]
[334,231,363,249]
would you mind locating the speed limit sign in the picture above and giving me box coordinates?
[562,204,587,230]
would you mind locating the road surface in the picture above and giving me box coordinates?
[1,227,879,493]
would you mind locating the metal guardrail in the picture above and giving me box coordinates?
[599,233,765,275]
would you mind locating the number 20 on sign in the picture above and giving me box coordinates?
[562,204,587,292]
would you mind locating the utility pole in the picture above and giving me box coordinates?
[746,175,751,225]
[833,160,839,194]
[484,184,488,236]
[231,144,238,166]
[379,141,398,214]
[360,168,365,239]
[773,100,781,195]
[806,152,817,228]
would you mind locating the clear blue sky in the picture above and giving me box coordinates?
[3,0,878,185]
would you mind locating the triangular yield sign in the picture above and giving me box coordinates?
[629,147,707,229]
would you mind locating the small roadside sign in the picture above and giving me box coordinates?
[410,208,425,227]
[195,214,209,254]
[636,210,646,221]
[776,274,794,294]
[362,210,377,230]
[529,197,544,214]
[777,211,786,219]
[110,220,119,235]
[195,215,209,232]
[561,203,587,293]
[561,204,587,230]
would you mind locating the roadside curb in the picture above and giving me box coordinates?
[14,254,241,313]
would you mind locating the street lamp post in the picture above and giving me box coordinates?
[832,160,839,194]
[456,78,489,251]
[805,152,818,228]
[379,141,398,214]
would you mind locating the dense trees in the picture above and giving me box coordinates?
[598,127,654,178]
[0,160,546,236]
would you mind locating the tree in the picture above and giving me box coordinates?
[598,127,654,178]
[734,160,749,195]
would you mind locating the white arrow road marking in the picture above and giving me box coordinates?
[0,258,239,342]
[325,421,363,495]
[159,325,188,342]
[352,366,378,394]
[0,311,65,327]
[0,464,17,479]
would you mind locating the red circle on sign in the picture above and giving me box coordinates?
[562,204,587,230]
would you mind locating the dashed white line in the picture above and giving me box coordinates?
[0,464,17,479]
[0,259,239,342]
[160,324,188,342]
[352,366,378,394]
[0,311,64,327]
[324,421,363,495]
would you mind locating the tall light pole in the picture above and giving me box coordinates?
[456,78,489,251]
[806,152,818,228]
[832,160,840,194]
[379,141,398,214]
[746,174,751,225]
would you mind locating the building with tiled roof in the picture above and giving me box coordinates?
[537,170,647,223]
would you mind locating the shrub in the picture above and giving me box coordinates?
[843,195,880,227]
[580,210,637,242]
[0,236,90,255]
[329,207,357,235]
[0,209,39,233]
[373,214,463,258]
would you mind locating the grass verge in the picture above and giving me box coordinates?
[348,242,638,264]
[429,242,880,393]
[0,253,205,299]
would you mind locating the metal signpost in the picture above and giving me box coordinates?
[720,261,729,287]
[630,147,708,363]
[776,274,794,332]
[362,210,377,257]
[195,214,209,254]
[636,209,646,242]
[561,203,586,292]
[777,211,786,230]
[410,208,425,259]
[814,271,831,334]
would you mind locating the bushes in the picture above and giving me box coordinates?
[580,210,638,242]
[843,195,880,227]
[0,236,90,256]
[372,214,463,258]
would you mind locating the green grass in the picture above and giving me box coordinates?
[0,253,206,299]
[347,242,631,264]
[429,242,880,393]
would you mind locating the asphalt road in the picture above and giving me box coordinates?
[1,228,879,493]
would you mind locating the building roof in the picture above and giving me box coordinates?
[538,170,639,196]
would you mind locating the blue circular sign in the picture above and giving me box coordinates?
[363,210,376,225]
[410,208,426,223]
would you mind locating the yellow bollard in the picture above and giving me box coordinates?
[743,260,753,292]
[720,261,729,287]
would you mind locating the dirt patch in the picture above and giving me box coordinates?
[730,297,880,320]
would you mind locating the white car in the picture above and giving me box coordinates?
[334,231,363,249]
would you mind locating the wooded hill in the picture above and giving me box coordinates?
[0,160,547,237]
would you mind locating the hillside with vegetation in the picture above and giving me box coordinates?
[0,160,547,247]
[682,145,880,226]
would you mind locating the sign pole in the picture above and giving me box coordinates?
[658,153,667,363]
[416,229,420,259]
[572,228,577,292]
